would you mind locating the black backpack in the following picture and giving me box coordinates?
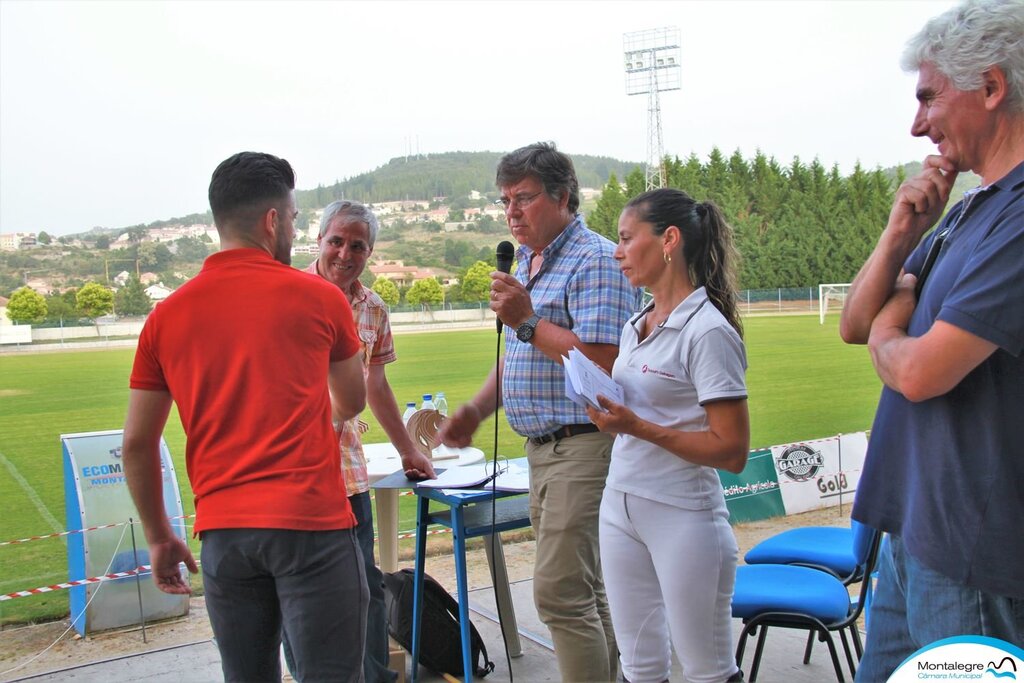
[383,568,495,678]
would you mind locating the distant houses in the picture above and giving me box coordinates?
[368,261,456,287]
[144,284,174,302]
[368,261,432,286]
[0,232,38,251]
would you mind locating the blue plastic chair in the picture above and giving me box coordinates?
[743,519,873,664]
[732,522,882,682]
[744,521,863,582]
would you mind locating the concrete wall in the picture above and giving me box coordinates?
[4,307,494,350]
[32,321,146,341]
[0,324,32,344]
[389,306,495,326]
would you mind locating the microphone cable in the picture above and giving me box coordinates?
[487,240,516,681]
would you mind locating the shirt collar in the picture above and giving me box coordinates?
[203,248,277,269]
[348,280,369,304]
[516,214,583,263]
[662,287,709,329]
[628,287,709,333]
[991,158,1024,191]
[307,259,366,302]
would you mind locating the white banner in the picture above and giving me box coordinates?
[62,429,189,635]
[769,432,867,515]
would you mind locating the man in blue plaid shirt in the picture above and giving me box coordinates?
[440,142,640,682]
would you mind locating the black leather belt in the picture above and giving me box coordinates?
[528,423,600,445]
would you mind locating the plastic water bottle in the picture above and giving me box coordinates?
[402,402,417,425]
[435,392,448,417]
[421,394,436,411]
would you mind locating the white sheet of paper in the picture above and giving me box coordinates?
[416,464,493,489]
[417,462,530,492]
[489,463,529,492]
[563,347,623,409]
[563,355,588,409]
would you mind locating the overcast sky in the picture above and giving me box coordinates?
[0,0,955,236]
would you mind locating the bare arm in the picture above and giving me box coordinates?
[868,273,997,401]
[437,361,502,448]
[490,271,619,372]
[328,353,366,422]
[587,396,750,474]
[840,156,959,344]
[532,321,620,374]
[122,389,198,594]
[366,364,435,479]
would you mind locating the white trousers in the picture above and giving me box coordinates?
[599,489,740,683]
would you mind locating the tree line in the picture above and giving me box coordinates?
[5,278,151,325]
[10,150,975,319]
[586,149,901,289]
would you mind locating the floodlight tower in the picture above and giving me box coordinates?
[623,27,681,190]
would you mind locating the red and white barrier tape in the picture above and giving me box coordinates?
[5,525,458,601]
[389,527,452,542]
[1,515,195,548]
[1,565,152,601]
[0,523,123,547]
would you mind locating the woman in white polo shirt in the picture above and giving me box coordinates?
[586,188,749,683]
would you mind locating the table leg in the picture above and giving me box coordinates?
[483,533,523,657]
[411,495,429,683]
[451,506,474,683]
[375,489,399,573]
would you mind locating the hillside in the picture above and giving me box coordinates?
[62,151,987,244]
[19,151,989,299]
[296,151,641,208]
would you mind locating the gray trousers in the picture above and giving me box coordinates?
[283,492,396,683]
[201,527,368,682]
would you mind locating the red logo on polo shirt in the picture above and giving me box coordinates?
[640,364,676,379]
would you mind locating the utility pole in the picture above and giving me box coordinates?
[104,259,140,283]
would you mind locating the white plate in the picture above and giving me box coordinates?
[363,443,486,479]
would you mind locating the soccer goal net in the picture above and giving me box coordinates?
[818,283,851,324]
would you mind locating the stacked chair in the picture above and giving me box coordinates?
[731,519,882,682]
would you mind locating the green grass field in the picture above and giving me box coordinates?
[0,315,881,625]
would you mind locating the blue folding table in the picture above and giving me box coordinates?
[374,462,531,682]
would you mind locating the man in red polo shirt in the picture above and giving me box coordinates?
[123,151,368,682]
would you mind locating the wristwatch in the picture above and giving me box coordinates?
[515,314,541,343]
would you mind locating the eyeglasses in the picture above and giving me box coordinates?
[495,191,543,212]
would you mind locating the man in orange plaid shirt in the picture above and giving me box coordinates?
[287,200,436,683]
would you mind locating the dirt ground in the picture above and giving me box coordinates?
[0,505,852,681]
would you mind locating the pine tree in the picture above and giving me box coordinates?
[586,174,627,242]
[114,275,153,316]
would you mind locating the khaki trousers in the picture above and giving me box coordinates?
[526,431,618,683]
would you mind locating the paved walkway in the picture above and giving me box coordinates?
[11,576,856,683]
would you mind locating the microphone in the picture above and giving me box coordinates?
[495,241,515,332]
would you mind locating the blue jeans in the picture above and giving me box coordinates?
[856,534,1024,682]
[350,491,398,683]
[202,527,367,682]
[284,492,396,683]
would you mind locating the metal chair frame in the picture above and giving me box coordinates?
[743,522,872,666]
[734,527,882,682]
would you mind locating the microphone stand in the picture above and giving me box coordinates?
[488,299,515,681]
